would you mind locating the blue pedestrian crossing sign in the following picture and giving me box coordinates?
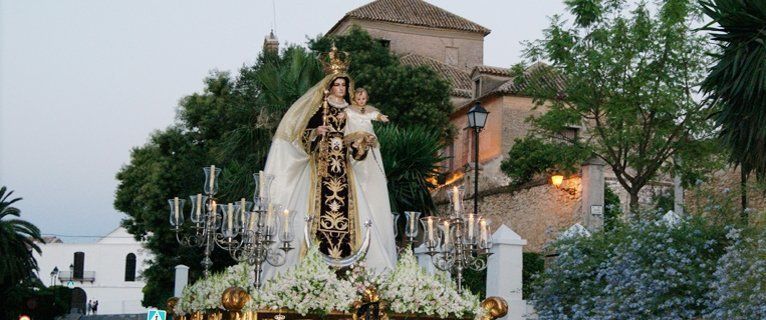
[147,309,166,320]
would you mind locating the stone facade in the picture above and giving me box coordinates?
[332,18,485,69]
[329,0,602,253]
[438,177,582,252]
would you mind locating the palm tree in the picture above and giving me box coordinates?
[0,186,43,290]
[701,0,766,218]
[377,124,447,215]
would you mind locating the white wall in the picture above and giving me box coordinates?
[33,227,153,314]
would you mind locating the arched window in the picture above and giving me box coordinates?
[124,253,136,281]
[73,252,85,279]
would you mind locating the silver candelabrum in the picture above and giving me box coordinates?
[401,185,493,293]
[169,166,297,289]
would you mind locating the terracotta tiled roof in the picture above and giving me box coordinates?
[330,0,491,36]
[493,62,565,95]
[399,53,472,96]
[472,65,511,77]
[457,62,567,111]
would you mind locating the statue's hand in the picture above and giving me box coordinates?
[316,125,332,135]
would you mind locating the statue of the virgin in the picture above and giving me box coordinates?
[262,45,397,278]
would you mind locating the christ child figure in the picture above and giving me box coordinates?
[344,88,388,160]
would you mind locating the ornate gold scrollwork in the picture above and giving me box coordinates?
[480,296,508,320]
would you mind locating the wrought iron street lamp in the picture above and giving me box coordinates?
[467,102,489,216]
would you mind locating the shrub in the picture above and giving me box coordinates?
[532,213,730,319]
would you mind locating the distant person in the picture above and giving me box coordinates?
[92,300,98,315]
[87,300,93,315]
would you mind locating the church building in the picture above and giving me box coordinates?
[326,0,606,251]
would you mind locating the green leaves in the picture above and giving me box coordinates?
[0,186,44,317]
[701,0,766,182]
[377,124,446,214]
[520,0,718,214]
[501,137,591,186]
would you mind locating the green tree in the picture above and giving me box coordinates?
[377,124,446,216]
[500,137,590,186]
[700,0,766,218]
[115,73,236,307]
[0,187,43,291]
[517,0,717,216]
[0,186,44,318]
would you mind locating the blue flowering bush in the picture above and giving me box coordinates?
[532,213,730,319]
[707,228,766,319]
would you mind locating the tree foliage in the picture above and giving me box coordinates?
[701,0,766,183]
[0,187,43,292]
[517,0,719,215]
[0,186,47,319]
[377,124,446,215]
[500,137,590,186]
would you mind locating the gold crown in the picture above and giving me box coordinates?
[320,43,350,75]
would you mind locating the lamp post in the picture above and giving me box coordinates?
[467,102,489,215]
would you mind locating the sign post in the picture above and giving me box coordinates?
[147,310,166,320]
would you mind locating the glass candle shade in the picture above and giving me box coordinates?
[479,218,493,250]
[420,216,439,248]
[439,219,454,251]
[203,165,222,195]
[447,185,466,217]
[189,194,208,224]
[464,214,479,245]
[208,201,222,230]
[168,197,186,227]
[234,199,253,231]
[222,203,239,238]
[259,203,280,237]
[278,208,297,242]
[404,211,421,239]
[252,172,275,204]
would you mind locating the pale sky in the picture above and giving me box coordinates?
[0,0,566,242]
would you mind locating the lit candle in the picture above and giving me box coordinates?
[427,217,434,243]
[452,186,460,214]
[266,203,274,232]
[442,220,451,247]
[173,197,180,225]
[209,165,216,192]
[210,201,217,224]
[282,209,290,234]
[249,210,257,232]
[480,219,488,244]
[227,203,233,234]
[195,194,202,221]
[468,214,475,241]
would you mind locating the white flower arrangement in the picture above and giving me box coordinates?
[175,247,481,319]
[379,249,481,319]
[248,245,358,315]
[175,262,251,315]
